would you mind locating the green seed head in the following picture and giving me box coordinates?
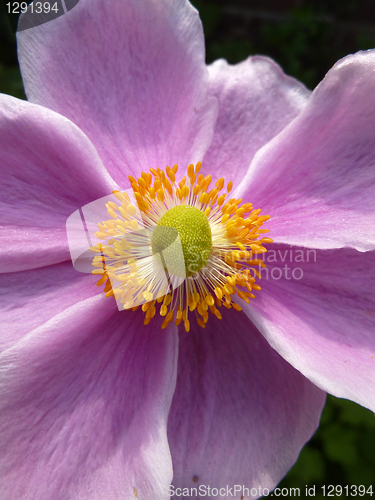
[151,205,212,277]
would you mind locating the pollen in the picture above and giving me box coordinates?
[90,162,272,331]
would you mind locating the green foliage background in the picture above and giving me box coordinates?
[1,0,375,498]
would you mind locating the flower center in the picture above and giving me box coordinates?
[90,162,272,332]
[151,205,212,278]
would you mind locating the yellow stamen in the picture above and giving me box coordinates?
[91,162,272,330]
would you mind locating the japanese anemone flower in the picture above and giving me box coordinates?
[1,0,375,499]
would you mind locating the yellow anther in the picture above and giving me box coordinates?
[143,291,153,302]
[227,275,236,287]
[236,242,246,251]
[241,203,252,212]
[203,175,212,191]
[217,195,225,206]
[107,201,119,211]
[257,215,271,223]
[96,275,108,287]
[157,189,165,202]
[201,300,208,312]
[205,294,215,307]
[92,268,106,275]
[195,161,201,173]
[208,188,218,200]
[221,203,230,214]
[187,163,194,177]
[163,178,172,196]
[215,178,225,191]
[142,302,151,312]
[161,318,169,329]
[128,204,137,217]
[106,207,117,218]
[134,192,143,203]
[138,177,147,189]
[184,319,190,332]
[214,308,222,319]
[237,291,250,303]
[200,193,209,205]
[221,217,231,230]
[223,284,234,295]
[197,318,205,328]
[189,301,197,312]
[112,190,125,202]
[163,294,172,306]
[166,168,175,183]
[248,208,262,219]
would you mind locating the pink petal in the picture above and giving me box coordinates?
[17,0,218,185]
[0,94,115,273]
[246,244,375,412]
[202,56,310,184]
[0,262,99,352]
[239,50,375,251]
[168,308,325,497]
[0,299,177,500]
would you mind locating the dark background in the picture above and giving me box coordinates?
[1,0,375,497]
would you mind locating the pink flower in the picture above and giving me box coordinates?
[1,0,374,499]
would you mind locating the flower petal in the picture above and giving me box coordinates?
[0,298,178,500]
[202,56,310,184]
[17,0,218,184]
[167,308,325,498]
[246,244,375,413]
[0,94,115,273]
[239,50,375,251]
[0,262,99,352]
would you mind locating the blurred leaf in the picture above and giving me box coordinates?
[0,64,25,99]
